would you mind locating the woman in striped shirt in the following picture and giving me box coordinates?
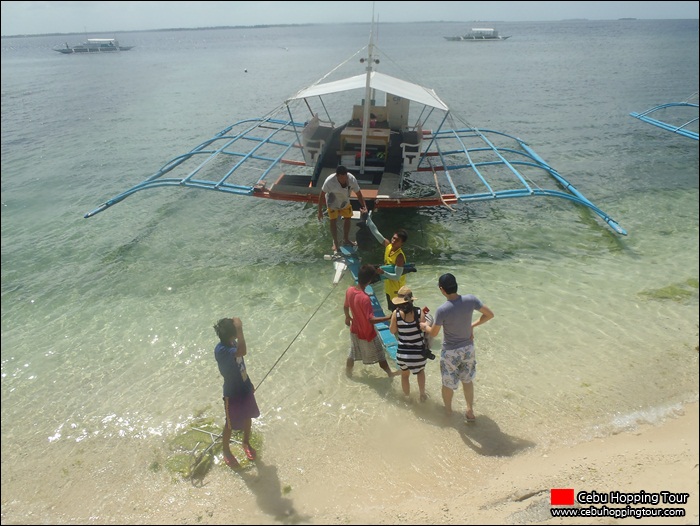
[390,286,429,402]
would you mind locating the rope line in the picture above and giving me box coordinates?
[255,279,341,391]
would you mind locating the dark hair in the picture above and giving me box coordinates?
[336,165,348,175]
[398,302,413,313]
[214,318,237,344]
[438,273,458,294]
[394,228,408,243]
[358,264,377,287]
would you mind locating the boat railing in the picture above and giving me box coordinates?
[630,101,699,141]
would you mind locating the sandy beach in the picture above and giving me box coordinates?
[2,400,697,525]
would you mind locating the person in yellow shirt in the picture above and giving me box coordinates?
[365,213,409,311]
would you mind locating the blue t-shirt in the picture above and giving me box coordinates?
[434,294,483,350]
[214,341,253,399]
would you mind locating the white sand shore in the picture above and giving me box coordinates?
[443,401,699,525]
[2,402,697,525]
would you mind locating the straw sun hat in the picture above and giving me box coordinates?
[391,286,417,305]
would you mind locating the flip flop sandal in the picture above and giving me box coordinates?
[224,455,240,469]
[243,444,257,461]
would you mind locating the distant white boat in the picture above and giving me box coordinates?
[54,38,134,54]
[444,28,511,41]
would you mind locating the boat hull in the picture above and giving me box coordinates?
[54,47,133,54]
[53,39,133,54]
[444,36,510,41]
[444,28,510,41]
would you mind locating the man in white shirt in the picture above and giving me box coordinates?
[317,165,368,252]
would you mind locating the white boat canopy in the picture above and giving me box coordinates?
[287,71,449,112]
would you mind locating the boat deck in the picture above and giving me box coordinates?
[267,125,414,205]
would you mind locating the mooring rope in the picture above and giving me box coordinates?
[255,280,340,391]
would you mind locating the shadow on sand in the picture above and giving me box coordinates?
[456,414,536,457]
[238,460,312,524]
[348,371,536,458]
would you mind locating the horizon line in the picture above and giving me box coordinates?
[3,17,698,39]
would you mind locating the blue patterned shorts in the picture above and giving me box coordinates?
[440,344,476,389]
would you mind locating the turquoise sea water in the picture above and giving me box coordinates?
[2,19,698,523]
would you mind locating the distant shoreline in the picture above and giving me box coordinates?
[1,23,321,39]
[2,18,698,39]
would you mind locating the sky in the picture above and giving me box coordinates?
[1,1,698,37]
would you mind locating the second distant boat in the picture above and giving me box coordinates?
[54,38,134,54]
[444,28,510,41]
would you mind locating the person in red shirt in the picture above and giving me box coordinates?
[344,264,401,378]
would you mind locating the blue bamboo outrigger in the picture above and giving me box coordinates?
[630,94,699,141]
[84,21,626,237]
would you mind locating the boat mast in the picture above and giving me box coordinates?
[359,4,378,174]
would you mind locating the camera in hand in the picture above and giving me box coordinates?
[422,348,436,360]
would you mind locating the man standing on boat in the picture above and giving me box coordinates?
[318,165,367,252]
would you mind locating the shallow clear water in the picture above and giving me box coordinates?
[2,19,698,520]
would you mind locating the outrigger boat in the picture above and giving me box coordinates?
[84,21,626,237]
[630,93,699,141]
[82,14,627,360]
